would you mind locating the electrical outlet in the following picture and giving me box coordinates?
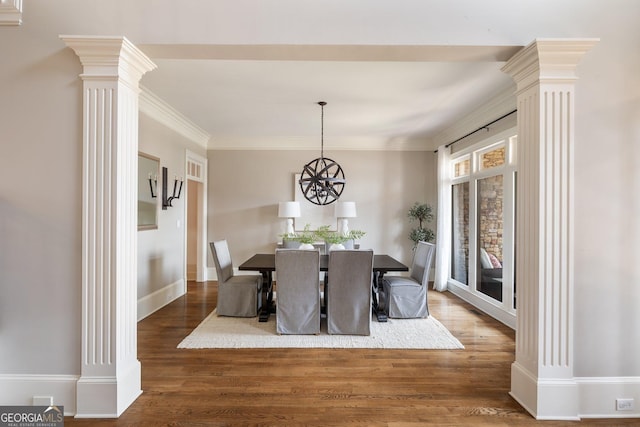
[33,396,53,406]
[616,398,634,411]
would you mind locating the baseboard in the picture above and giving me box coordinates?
[577,376,640,419]
[0,374,79,415]
[75,360,142,418]
[510,362,580,420]
[511,362,640,420]
[137,279,185,321]
[509,362,538,418]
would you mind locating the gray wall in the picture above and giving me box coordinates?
[207,150,436,269]
[0,31,83,374]
[138,114,206,301]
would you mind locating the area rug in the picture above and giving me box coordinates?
[178,310,464,350]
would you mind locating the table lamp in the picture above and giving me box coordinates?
[278,201,300,236]
[335,201,357,236]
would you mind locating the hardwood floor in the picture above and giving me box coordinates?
[66,282,635,426]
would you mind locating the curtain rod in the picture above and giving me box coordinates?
[433,109,517,153]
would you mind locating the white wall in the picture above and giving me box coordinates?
[572,26,640,377]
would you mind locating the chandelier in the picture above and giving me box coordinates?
[298,102,345,205]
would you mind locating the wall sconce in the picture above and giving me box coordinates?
[278,201,301,235]
[148,173,157,198]
[162,166,183,210]
[335,201,357,235]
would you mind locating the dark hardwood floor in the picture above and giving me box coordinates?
[65,281,636,426]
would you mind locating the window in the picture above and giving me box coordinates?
[451,182,469,285]
[448,132,517,325]
[477,174,504,302]
[453,157,470,178]
[479,145,506,170]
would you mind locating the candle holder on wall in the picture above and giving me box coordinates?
[162,166,184,210]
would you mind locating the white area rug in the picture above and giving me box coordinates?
[178,310,464,350]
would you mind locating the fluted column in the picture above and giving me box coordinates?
[61,35,156,417]
[502,39,597,419]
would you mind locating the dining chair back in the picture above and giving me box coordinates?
[275,249,321,334]
[381,241,435,318]
[326,249,374,335]
[210,240,263,317]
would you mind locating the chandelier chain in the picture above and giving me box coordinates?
[319,101,325,158]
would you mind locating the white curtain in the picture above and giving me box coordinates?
[433,145,451,292]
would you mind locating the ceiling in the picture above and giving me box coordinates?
[138,44,522,151]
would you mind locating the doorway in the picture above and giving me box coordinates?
[184,150,208,283]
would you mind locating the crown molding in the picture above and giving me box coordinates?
[0,0,22,26]
[139,86,211,149]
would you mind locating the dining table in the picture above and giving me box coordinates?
[238,253,409,322]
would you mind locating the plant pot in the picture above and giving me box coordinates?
[283,239,301,249]
[328,243,345,252]
[299,243,315,250]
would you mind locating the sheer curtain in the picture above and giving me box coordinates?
[433,145,451,292]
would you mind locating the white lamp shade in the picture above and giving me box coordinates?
[335,201,357,218]
[278,201,301,218]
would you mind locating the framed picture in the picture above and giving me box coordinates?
[294,173,337,231]
[138,152,160,230]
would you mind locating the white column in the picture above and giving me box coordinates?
[61,36,156,417]
[502,39,597,420]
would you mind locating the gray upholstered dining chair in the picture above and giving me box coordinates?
[275,249,321,335]
[380,241,435,319]
[326,249,374,335]
[210,240,263,317]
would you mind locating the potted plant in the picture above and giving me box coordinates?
[316,225,366,251]
[281,223,318,249]
[407,202,435,248]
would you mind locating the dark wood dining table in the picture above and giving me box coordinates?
[238,253,409,322]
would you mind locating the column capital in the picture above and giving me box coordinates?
[0,0,22,26]
[61,35,156,83]
[502,38,599,90]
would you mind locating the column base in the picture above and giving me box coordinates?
[510,361,580,420]
[75,360,142,418]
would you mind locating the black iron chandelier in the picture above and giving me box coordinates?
[298,101,345,205]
